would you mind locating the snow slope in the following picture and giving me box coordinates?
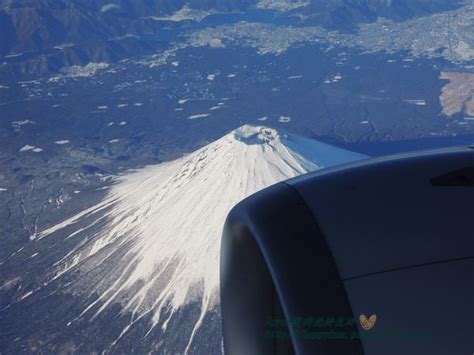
[37,125,367,352]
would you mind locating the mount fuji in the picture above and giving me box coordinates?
[4,125,367,353]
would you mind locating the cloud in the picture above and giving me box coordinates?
[101,4,120,13]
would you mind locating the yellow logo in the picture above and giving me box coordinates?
[359,314,377,331]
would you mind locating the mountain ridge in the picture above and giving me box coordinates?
[11,125,366,353]
[0,0,465,75]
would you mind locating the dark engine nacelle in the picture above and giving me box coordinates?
[220,146,474,355]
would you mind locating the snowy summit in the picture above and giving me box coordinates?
[37,125,366,351]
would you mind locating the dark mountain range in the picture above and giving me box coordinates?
[0,0,257,53]
[297,0,465,29]
[0,0,465,75]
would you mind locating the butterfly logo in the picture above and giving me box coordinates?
[359,314,377,331]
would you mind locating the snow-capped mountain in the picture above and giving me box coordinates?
[9,125,367,353]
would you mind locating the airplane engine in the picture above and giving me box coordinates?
[220,146,474,355]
